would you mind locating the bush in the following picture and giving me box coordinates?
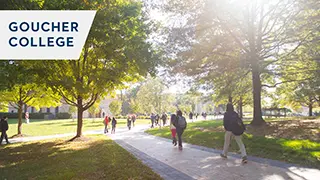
[56,113,72,119]
[0,112,53,119]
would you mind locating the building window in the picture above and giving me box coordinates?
[55,107,59,114]
[31,107,35,113]
[47,108,50,113]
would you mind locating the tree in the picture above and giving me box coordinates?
[175,91,201,113]
[0,61,60,135]
[136,78,175,113]
[88,102,100,118]
[109,100,122,116]
[33,0,159,139]
[160,0,318,125]
[0,83,60,135]
[277,43,320,116]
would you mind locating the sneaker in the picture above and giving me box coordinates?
[178,146,183,150]
[242,156,248,164]
[220,154,227,159]
[174,141,177,146]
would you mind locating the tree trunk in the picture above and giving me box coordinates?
[228,95,232,104]
[17,101,23,135]
[76,97,83,137]
[308,97,313,116]
[250,63,265,126]
[309,104,313,116]
[239,97,243,118]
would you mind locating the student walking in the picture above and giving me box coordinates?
[161,113,167,126]
[0,116,10,145]
[220,103,247,163]
[127,116,132,130]
[104,116,109,133]
[111,117,117,134]
[170,114,177,146]
[175,110,187,150]
[150,113,155,128]
[189,112,193,122]
[131,114,136,127]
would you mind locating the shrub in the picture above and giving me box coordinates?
[0,112,53,119]
[56,112,72,119]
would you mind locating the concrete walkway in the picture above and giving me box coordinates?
[3,125,320,180]
[108,125,320,180]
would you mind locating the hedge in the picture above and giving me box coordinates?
[56,112,72,119]
[0,112,53,119]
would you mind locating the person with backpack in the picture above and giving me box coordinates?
[220,103,247,163]
[175,110,187,150]
[0,116,10,145]
[111,117,117,134]
[170,114,177,146]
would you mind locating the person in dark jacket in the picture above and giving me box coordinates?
[111,117,117,134]
[221,103,247,163]
[175,110,187,150]
[0,116,10,145]
[189,112,193,122]
[127,116,132,130]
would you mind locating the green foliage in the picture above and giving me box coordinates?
[87,102,100,117]
[136,77,175,113]
[276,43,320,114]
[109,100,122,116]
[30,0,160,136]
[68,105,77,114]
[160,0,319,125]
[176,91,200,112]
[0,60,61,134]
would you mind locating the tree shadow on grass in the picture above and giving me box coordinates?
[0,136,162,180]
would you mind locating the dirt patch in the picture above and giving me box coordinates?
[68,136,92,142]
[246,120,320,141]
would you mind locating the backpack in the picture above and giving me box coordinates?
[231,114,245,136]
[177,116,187,129]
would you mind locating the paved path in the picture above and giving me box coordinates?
[108,125,320,180]
[4,125,320,180]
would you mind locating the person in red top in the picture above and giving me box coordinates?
[103,116,109,133]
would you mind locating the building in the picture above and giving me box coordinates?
[8,97,115,119]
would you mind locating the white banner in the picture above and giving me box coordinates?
[0,11,96,60]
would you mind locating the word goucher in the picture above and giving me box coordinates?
[8,21,79,47]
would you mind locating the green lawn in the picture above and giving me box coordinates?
[146,120,320,168]
[0,135,162,180]
[6,118,150,137]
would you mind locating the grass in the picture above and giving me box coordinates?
[0,135,162,180]
[146,119,320,168]
[6,118,150,137]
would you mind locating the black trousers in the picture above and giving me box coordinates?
[0,131,9,144]
[176,128,184,147]
[111,125,116,134]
